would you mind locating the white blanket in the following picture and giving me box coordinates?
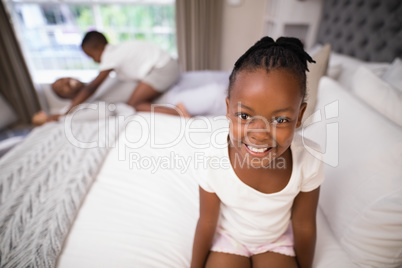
[0,103,134,268]
[57,114,228,267]
[59,78,402,268]
[57,111,347,268]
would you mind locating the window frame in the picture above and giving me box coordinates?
[3,0,176,84]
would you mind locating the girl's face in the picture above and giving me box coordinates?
[226,68,306,169]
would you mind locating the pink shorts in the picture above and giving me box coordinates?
[210,224,295,257]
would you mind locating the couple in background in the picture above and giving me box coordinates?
[33,30,185,125]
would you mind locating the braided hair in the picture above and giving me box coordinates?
[228,36,315,101]
[81,31,108,50]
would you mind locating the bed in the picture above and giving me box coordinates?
[1,0,402,267]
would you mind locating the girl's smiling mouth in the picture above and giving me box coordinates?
[244,143,273,156]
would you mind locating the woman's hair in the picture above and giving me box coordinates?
[81,31,108,50]
[228,36,315,101]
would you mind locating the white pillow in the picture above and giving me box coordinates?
[0,94,18,131]
[304,77,402,267]
[329,52,390,90]
[326,63,342,80]
[42,83,71,115]
[303,44,331,122]
[155,82,227,116]
[306,43,324,56]
[382,58,402,92]
[155,71,230,116]
[308,44,341,80]
[342,187,402,267]
[352,66,402,127]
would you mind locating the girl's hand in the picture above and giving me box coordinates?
[191,187,220,268]
[292,187,320,268]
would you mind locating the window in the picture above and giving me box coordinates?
[3,0,176,83]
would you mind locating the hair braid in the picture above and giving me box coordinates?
[228,36,315,100]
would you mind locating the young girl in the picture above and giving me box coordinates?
[191,36,324,268]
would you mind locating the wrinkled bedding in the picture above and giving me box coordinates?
[0,104,132,268]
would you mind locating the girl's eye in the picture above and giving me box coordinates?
[272,117,289,124]
[236,112,251,120]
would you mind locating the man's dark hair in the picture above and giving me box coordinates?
[81,30,108,49]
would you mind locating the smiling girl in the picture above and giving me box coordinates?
[191,36,324,268]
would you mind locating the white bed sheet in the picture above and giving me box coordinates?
[57,110,356,267]
[57,114,229,267]
[58,71,402,267]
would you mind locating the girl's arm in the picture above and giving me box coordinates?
[66,69,111,114]
[191,187,220,268]
[291,187,320,268]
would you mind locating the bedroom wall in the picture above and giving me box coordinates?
[220,0,266,71]
[219,0,325,70]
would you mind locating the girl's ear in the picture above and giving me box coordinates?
[296,102,307,128]
[226,97,230,119]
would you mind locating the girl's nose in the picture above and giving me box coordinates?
[246,119,271,141]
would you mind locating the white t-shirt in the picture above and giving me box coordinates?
[99,41,172,81]
[197,131,325,247]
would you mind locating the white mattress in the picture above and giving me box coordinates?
[57,114,228,267]
[57,110,356,267]
[58,73,402,267]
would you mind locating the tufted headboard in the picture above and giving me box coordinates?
[316,0,402,62]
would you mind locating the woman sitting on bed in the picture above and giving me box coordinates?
[32,77,191,125]
[32,77,83,125]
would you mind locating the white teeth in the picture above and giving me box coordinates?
[247,145,268,153]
